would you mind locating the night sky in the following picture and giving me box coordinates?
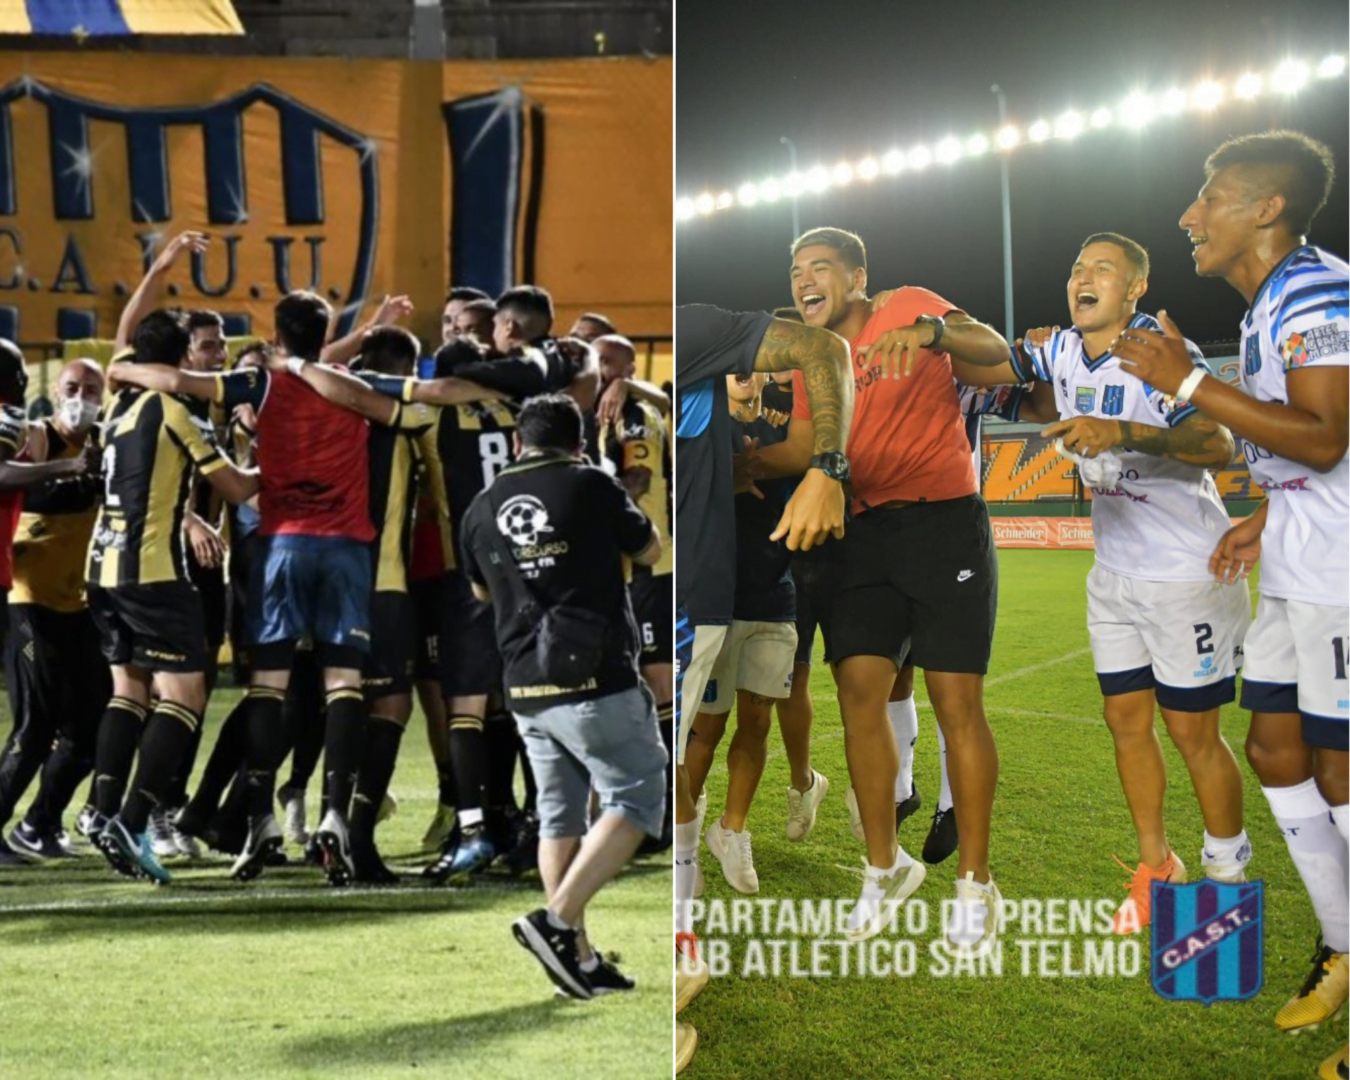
[675,0,1349,350]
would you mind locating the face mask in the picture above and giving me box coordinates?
[59,397,99,433]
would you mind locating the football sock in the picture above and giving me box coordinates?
[449,712,488,823]
[484,709,520,812]
[322,689,367,818]
[283,657,325,791]
[1201,829,1252,880]
[241,688,287,820]
[189,696,248,815]
[1263,780,1350,953]
[351,716,404,838]
[436,766,457,809]
[936,723,953,813]
[675,819,699,934]
[121,702,200,834]
[889,695,919,801]
[163,720,205,808]
[91,697,147,816]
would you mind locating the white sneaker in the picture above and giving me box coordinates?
[943,871,1002,959]
[705,818,759,894]
[147,808,178,859]
[172,824,202,859]
[278,785,308,846]
[842,852,926,942]
[844,788,866,843]
[785,770,829,841]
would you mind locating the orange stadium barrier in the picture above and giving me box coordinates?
[0,53,671,352]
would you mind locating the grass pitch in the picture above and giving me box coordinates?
[0,693,672,1080]
[684,549,1343,1080]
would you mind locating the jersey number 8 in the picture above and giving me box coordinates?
[478,432,511,488]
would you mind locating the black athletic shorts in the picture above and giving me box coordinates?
[228,529,265,679]
[439,571,502,698]
[629,569,672,667]
[826,495,997,674]
[189,560,227,656]
[364,590,416,698]
[88,581,209,673]
[790,550,843,666]
[412,574,443,681]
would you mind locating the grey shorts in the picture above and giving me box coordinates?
[513,686,668,840]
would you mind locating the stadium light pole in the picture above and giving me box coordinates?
[780,135,801,243]
[991,84,1014,346]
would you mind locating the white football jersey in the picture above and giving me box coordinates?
[1020,313,1230,582]
[1237,245,1349,608]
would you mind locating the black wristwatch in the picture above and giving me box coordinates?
[915,313,946,350]
[807,451,851,483]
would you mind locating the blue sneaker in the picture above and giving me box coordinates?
[424,827,496,884]
[99,816,171,885]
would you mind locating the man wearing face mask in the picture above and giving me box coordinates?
[0,358,108,861]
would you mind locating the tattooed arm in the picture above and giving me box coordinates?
[749,318,853,551]
[751,318,853,456]
[1041,411,1235,467]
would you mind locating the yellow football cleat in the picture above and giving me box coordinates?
[676,1022,699,1074]
[1317,1042,1348,1080]
[1276,940,1348,1033]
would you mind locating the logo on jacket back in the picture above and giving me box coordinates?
[496,494,554,548]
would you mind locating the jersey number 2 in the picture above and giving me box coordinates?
[1193,623,1214,655]
[1334,636,1347,681]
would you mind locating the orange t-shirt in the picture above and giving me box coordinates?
[792,287,976,513]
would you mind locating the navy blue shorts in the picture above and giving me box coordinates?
[248,535,372,661]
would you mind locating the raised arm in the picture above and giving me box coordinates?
[107,363,213,400]
[319,295,414,367]
[115,232,207,353]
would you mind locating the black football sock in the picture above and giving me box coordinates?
[448,713,487,827]
[484,709,520,813]
[521,739,538,816]
[120,703,201,834]
[187,696,248,817]
[164,721,205,808]
[282,651,325,791]
[351,716,405,839]
[241,688,287,821]
[91,697,148,816]
[437,766,457,809]
[322,689,367,818]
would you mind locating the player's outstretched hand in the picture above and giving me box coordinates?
[860,324,934,380]
[771,467,844,551]
[1113,311,1196,394]
[1041,416,1121,459]
[1020,325,1059,350]
[1209,514,1264,585]
[372,294,414,327]
[152,231,208,274]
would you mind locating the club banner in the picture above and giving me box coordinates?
[0,52,671,352]
[0,1,244,35]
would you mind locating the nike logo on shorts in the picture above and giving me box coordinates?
[957,570,974,582]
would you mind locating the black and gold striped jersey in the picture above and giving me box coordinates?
[415,401,517,572]
[365,392,435,593]
[87,389,226,588]
[12,421,100,611]
[600,397,672,577]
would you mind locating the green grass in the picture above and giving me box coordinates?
[0,693,672,1080]
[684,549,1343,1080]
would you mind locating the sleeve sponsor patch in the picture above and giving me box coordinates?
[1283,324,1350,368]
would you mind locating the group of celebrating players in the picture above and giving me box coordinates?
[0,230,675,899]
[674,129,1348,1079]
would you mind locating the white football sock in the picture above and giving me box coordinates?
[1201,829,1252,881]
[937,724,953,812]
[1263,780,1350,953]
[1332,802,1349,847]
[674,819,700,935]
[889,696,919,801]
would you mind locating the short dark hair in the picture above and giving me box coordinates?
[186,309,225,334]
[359,325,420,375]
[771,305,804,322]
[233,340,270,368]
[1080,232,1150,280]
[433,338,488,378]
[460,298,497,319]
[133,309,191,366]
[791,227,867,271]
[577,312,616,335]
[517,392,583,452]
[0,338,27,405]
[274,291,331,360]
[446,285,490,305]
[496,285,555,339]
[1205,130,1336,236]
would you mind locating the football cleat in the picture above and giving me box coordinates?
[511,908,592,1000]
[75,804,106,840]
[99,816,170,885]
[351,831,400,886]
[922,806,959,865]
[675,932,709,1014]
[842,853,926,942]
[785,769,829,842]
[420,803,457,854]
[895,783,922,828]
[1111,851,1186,934]
[424,827,495,884]
[502,813,540,877]
[8,822,74,861]
[943,871,1002,959]
[1318,1042,1348,1080]
[1276,939,1348,1034]
[705,819,758,894]
[147,808,178,859]
[314,809,356,887]
[229,815,283,882]
[277,785,308,846]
